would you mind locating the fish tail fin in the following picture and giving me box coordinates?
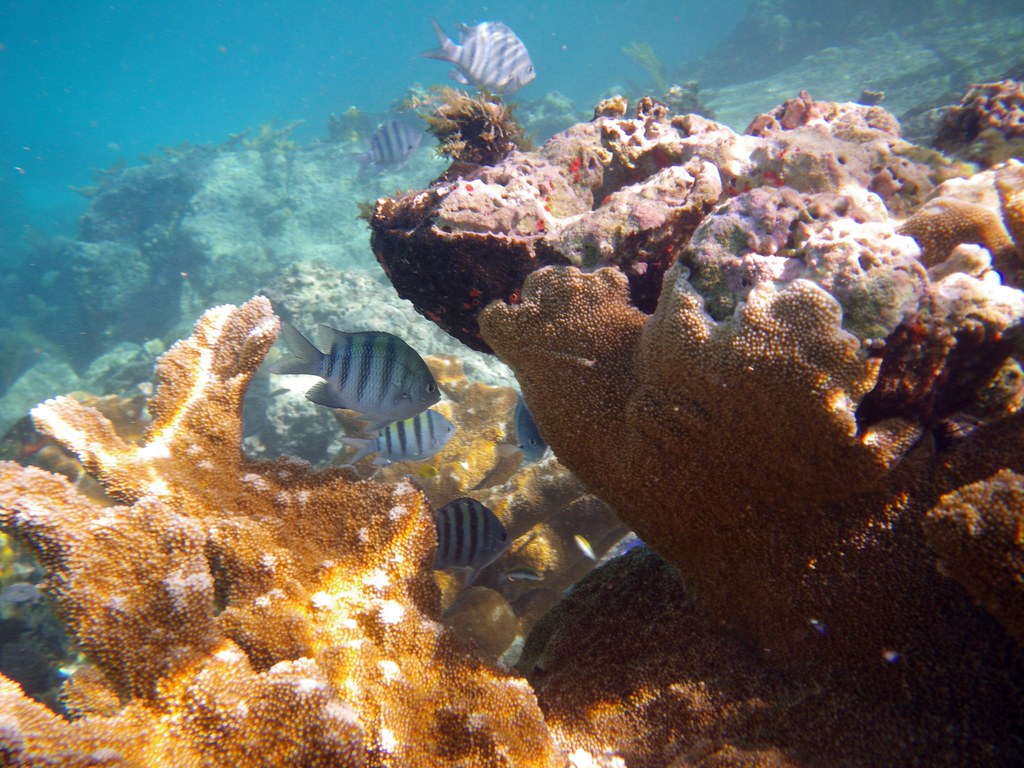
[340,437,375,466]
[420,18,456,61]
[269,323,322,376]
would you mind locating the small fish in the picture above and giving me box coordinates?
[358,119,423,168]
[341,409,455,466]
[433,498,510,582]
[270,323,440,431]
[502,565,543,582]
[421,19,535,95]
[574,534,597,561]
[513,393,547,461]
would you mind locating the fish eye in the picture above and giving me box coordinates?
[426,383,436,393]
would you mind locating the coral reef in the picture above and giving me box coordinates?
[0,297,560,766]
[369,92,964,350]
[426,95,1024,762]
[933,79,1024,166]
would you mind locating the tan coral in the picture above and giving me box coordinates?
[896,196,1016,267]
[0,297,560,767]
[923,468,1024,645]
[996,159,1024,255]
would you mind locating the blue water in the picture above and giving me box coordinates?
[0,0,749,244]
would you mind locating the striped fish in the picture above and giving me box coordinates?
[270,323,440,431]
[341,409,455,466]
[432,498,510,582]
[359,119,423,168]
[421,19,535,95]
[513,393,548,462]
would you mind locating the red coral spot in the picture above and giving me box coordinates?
[508,289,521,304]
[465,183,474,191]
[568,155,583,183]
[468,288,482,298]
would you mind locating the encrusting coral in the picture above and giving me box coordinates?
[0,297,561,767]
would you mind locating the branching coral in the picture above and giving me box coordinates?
[0,297,560,766]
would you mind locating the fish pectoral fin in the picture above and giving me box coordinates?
[305,381,345,409]
[449,69,469,85]
[393,392,412,403]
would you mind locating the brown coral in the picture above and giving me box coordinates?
[923,468,1024,645]
[478,263,1024,762]
[0,297,560,766]
[934,80,1024,165]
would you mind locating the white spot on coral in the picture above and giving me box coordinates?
[310,592,334,610]
[325,700,359,726]
[249,316,278,339]
[254,595,271,608]
[215,647,244,664]
[363,570,390,590]
[379,601,405,625]
[378,659,401,682]
[139,442,171,460]
[297,490,310,505]
[197,460,214,471]
[163,569,213,612]
[379,727,397,753]
[295,677,325,694]
[259,553,277,571]
[107,595,127,612]
[387,505,407,521]
[282,455,311,467]
[339,618,358,630]
[358,527,370,543]
[147,478,170,497]
[241,473,269,491]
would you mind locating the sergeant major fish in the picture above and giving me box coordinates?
[433,497,510,584]
[358,119,423,168]
[341,409,455,466]
[421,19,535,95]
[270,323,440,431]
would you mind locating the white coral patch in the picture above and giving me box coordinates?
[363,570,390,590]
[249,316,278,339]
[163,568,213,612]
[295,677,325,694]
[378,659,401,682]
[215,646,245,664]
[378,600,405,624]
[241,473,269,491]
[379,727,397,753]
[310,591,335,610]
[387,505,407,521]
